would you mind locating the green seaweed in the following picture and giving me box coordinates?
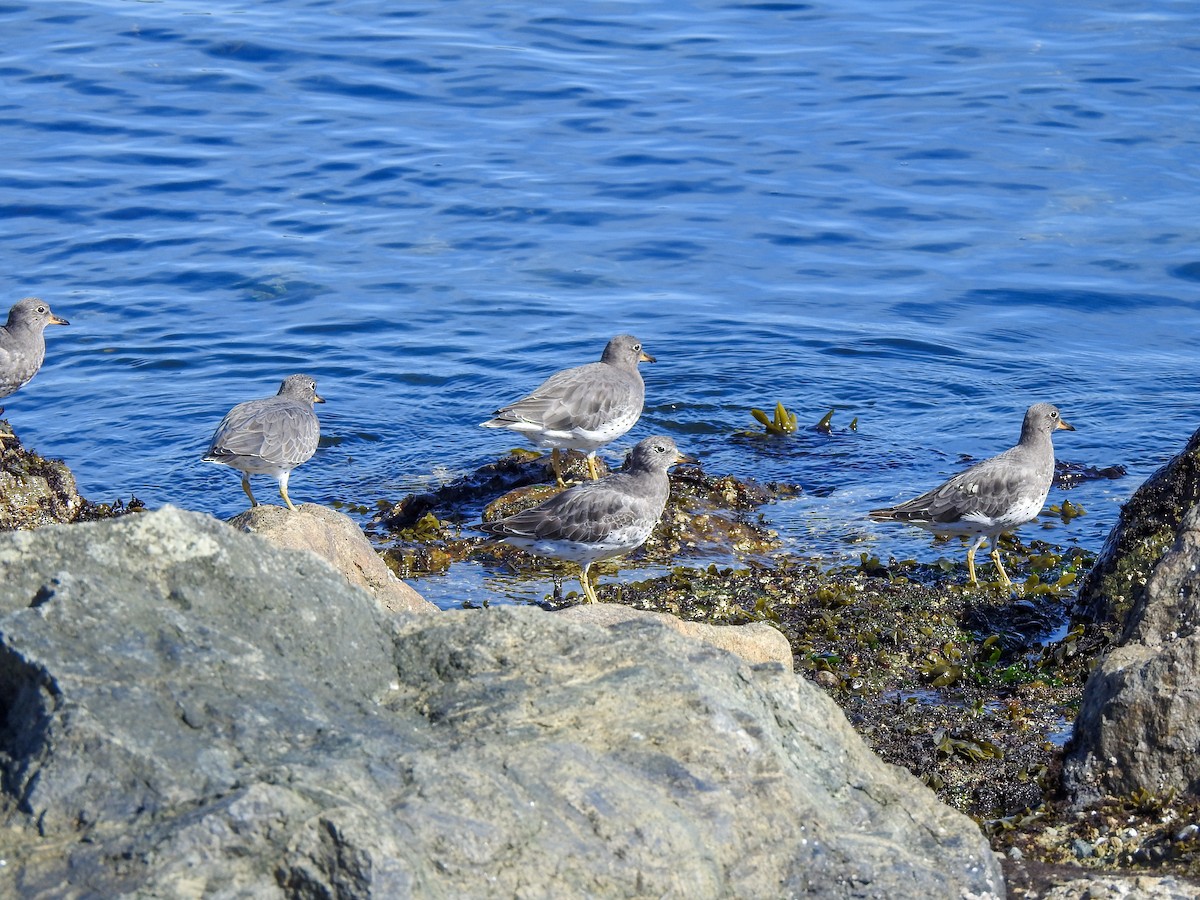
[750,401,799,435]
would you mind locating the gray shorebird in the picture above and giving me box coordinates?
[0,297,69,439]
[481,334,655,486]
[481,435,690,603]
[204,374,324,511]
[869,403,1074,586]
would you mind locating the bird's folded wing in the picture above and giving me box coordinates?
[495,481,642,543]
[209,403,317,463]
[492,364,637,432]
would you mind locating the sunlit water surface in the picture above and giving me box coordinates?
[3,0,1199,608]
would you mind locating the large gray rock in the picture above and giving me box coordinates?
[228,501,437,615]
[556,601,794,667]
[1065,504,1200,804]
[0,506,1004,898]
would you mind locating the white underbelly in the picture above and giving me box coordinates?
[519,410,641,452]
[510,522,656,565]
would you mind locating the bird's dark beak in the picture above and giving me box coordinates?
[673,452,697,466]
[314,393,326,404]
[639,350,656,363]
[49,314,69,326]
[1056,419,1074,432]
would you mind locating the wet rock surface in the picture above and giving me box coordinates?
[1,426,143,529]
[1005,861,1200,900]
[373,449,798,583]
[583,538,1097,823]
[0,506,1002,898]
[1065,504,1200,804]
[1074,422,1200,628]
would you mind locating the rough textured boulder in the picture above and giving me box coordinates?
[1075,423,1200,628]
[1064,504,1200,804]
[0,507,1004,898]
[557,601,794,667]
[229,501,437,615]
[0,428,84,528]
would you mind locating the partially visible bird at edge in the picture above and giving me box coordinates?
[0,297,69,443]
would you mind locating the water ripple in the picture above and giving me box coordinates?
[0,0,1195,607]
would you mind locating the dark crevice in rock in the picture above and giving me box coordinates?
[0,649,57,819]
[28,585,54,609]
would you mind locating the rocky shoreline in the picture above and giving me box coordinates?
[3,424,1200,897]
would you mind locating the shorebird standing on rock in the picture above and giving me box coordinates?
[482,334,655,486]
[0,297,69,442]
[204,374,324,512]
[481,435,691,603]
[869,403,1074,587]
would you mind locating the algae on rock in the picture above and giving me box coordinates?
[1075,423,1200,632]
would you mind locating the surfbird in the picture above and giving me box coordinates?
[0,297,69,438]
[480,435,690,603]
[481,334,655,486]
[203,374,324,511]
[869,403,1074,586]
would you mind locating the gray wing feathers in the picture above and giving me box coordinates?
[886,449,1049,524]
[0,331,45,396]
[0,344,15,395]
[207,400,319,466]
[489,362,641,432]
[485,476,666,544]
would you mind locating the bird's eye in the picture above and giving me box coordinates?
[36,306,47,314]
[1050,410,1058,418]
[633,343,641,352]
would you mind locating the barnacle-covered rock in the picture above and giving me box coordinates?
[1,424,140,530]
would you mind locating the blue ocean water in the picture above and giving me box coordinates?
[2,0,1198,608]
